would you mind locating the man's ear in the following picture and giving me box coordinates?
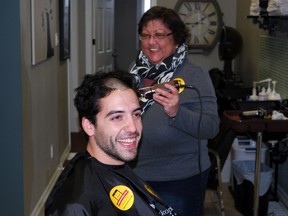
[82,117,95,136]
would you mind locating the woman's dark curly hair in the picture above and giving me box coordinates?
[74,71,138,131]
[138,6,191,45]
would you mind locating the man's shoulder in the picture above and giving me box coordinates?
[44,152,98,214]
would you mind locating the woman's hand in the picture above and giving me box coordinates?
[153,83,179,118]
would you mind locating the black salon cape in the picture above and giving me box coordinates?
[45,151,179,216]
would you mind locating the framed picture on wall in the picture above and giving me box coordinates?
[59,0,70,61]
[31,0,56,65]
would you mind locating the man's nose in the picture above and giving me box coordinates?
[124,116,137,132]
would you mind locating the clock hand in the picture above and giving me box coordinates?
[185,22,199,28]
[189,16,208,28]
[198,16,208,23]
[185,11,210,28]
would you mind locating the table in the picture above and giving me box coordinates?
[224,110,288,216]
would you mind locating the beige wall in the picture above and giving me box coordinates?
[20,0,69,214]
[234,0,270,87]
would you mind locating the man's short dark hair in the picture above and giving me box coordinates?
[74,71,138,130]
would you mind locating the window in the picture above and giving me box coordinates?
[143,0,150,12]
[143,0,156,13]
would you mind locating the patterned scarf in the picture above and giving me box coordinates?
[130,43,188,113]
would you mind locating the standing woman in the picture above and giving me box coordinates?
[129,6,220,216]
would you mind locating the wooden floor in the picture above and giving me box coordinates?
[203,183,242,216]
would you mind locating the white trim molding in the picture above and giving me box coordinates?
[30,145,71,216]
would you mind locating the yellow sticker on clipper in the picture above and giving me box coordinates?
[110,185,134,211]
[174,77,185,93]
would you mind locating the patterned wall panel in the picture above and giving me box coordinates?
[258,35,288,100]
[258,35,288,208]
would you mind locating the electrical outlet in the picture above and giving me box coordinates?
[50,144,54,159]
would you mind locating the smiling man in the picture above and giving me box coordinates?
[45,71,179,216]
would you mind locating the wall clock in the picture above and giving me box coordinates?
[175,0,223,54]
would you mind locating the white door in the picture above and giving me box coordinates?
[93,0,115,73]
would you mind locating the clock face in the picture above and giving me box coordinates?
[175,0,222,54]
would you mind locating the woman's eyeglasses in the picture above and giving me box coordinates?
[139,32,173,41]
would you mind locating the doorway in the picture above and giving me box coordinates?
[68,0,147,133]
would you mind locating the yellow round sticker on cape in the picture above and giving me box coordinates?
[109,185,134,211]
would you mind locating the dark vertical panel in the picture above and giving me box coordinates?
[114,0,140,71]
[0,0,24,215]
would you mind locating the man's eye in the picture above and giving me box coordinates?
[134,112,142,118]
[111,115,122,121]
